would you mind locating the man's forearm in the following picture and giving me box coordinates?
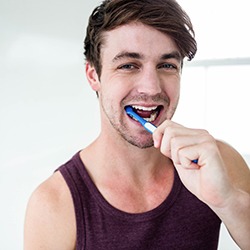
[211,188,250,250]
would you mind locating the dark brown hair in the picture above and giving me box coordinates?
[84,0,197,77]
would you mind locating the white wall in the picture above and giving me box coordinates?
[1,0,100,249]
[0,1,249,249]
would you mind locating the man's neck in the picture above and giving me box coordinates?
[84,132,171,177]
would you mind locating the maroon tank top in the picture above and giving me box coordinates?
[58,152,221,250]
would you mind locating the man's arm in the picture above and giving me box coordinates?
[210,141,250,250]
[24,172,76,250]
[153,120,250,249]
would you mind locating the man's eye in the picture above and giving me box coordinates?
[118,64,137,70]
[159,63,177,69]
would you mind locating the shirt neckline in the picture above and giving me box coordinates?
[73,151,182,222]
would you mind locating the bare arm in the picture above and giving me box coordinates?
[211,141,250,250]
[153,120,250,249]
[24,172,76,250]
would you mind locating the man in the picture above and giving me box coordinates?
[24,0,250,249]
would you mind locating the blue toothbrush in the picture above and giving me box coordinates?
[125,106,198,164]
[125,106,157,134]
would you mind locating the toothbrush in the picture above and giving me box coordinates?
[125,106,198,164]
[125,106,157,134]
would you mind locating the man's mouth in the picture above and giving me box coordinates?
[126,105,162,122]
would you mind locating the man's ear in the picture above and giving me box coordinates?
[85,62,101,92]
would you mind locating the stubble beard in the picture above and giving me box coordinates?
[103,106,154,149]
[119,128,154,149]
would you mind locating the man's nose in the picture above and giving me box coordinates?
[136,69,162,96]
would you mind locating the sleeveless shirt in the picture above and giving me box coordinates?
[58,152,221,250]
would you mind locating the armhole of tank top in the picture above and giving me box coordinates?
[58,164,85,250]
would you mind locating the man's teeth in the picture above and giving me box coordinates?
[130,105,159,122]
[132,105,158,111]
[144,112,158,122]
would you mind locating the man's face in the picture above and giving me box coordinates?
[91,22,182,148]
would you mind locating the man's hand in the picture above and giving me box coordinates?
[153,120,233,207]
[153,120,250,249]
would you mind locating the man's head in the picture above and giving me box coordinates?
[84,0,197,78]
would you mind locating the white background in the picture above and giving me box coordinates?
[1,0,249,249]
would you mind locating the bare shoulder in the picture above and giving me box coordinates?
[216,140,250,192]
[24,171,76,250]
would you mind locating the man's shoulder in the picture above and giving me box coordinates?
[26,171,74,224]
[24,171,76,249]
[31,171,68,207]
[216,139,250,192]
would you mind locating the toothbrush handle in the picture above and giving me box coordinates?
[144,122,157,134]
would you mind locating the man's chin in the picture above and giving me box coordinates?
[124,137,154,149]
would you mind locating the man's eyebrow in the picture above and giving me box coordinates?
[160,51,182,62]
[112,51,182,63]
[112,52,144,62]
